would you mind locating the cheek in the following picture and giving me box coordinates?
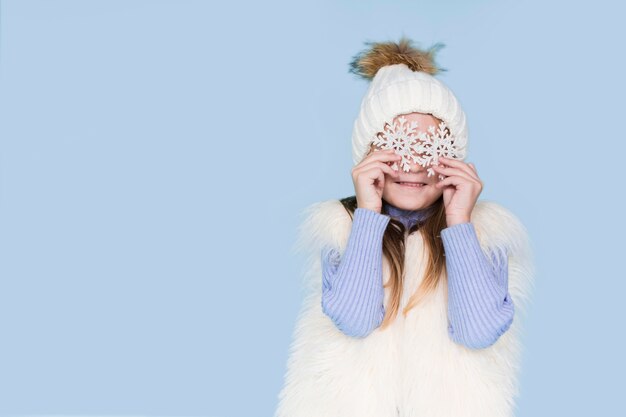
[431,184,444,197]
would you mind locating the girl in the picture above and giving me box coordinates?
[275,38,535,417]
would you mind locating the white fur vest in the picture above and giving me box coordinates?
[275,198,535,417]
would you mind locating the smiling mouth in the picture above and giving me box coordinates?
[396,181,427,188]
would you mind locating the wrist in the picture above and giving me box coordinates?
[356,200,381,213]
[357,206,382,214]
[446,216,471,226]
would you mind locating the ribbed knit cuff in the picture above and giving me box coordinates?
[441,222,515,349]
[320,207,390,338]
[353,207,391,236]
[441,222,506,293]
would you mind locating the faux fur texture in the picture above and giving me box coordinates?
[348,37,446,80]
[275,199,535,417]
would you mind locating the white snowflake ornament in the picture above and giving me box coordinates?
[372,116,419,173]
[372,115,463,179]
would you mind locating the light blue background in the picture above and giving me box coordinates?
[1,0,624,416]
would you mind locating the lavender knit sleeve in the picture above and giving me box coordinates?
[441,222,515,349]
[321,208,389,338]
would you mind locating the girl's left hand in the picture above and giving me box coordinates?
[432,156,483,226]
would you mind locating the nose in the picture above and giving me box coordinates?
[405,159,427,173]
[385,157,427,173]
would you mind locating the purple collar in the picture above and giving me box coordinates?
[382,200,437,229]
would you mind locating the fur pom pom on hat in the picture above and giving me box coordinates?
[349,37,469,166]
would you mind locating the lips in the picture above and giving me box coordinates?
[396,181,427,188]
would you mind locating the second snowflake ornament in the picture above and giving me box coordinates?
[372,115,464,179]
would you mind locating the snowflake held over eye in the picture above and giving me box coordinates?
[372,117,463,178]
[372,116,419,172]
[414,121,463,177]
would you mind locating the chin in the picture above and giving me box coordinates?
[384,184,442,210]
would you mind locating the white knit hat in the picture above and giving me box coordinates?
[350,38,469,166]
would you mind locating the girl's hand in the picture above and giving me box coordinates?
[352,148,401,213]
[432,156,483,226]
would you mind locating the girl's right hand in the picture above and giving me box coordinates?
[351,148,401,213]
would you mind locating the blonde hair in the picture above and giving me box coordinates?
[339,195,448,329]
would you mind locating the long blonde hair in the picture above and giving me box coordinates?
[339,194,448,330]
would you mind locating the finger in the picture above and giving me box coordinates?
[435,175,464,188]
[357,149,402,166]
[359,162,399,178]
[467,162,479,178]
[362,166,386,188]
[431,165,478,184]
[438,157,480,182]
[438,163,480,184]
[355,159,400,177]
[438,158,479,182]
